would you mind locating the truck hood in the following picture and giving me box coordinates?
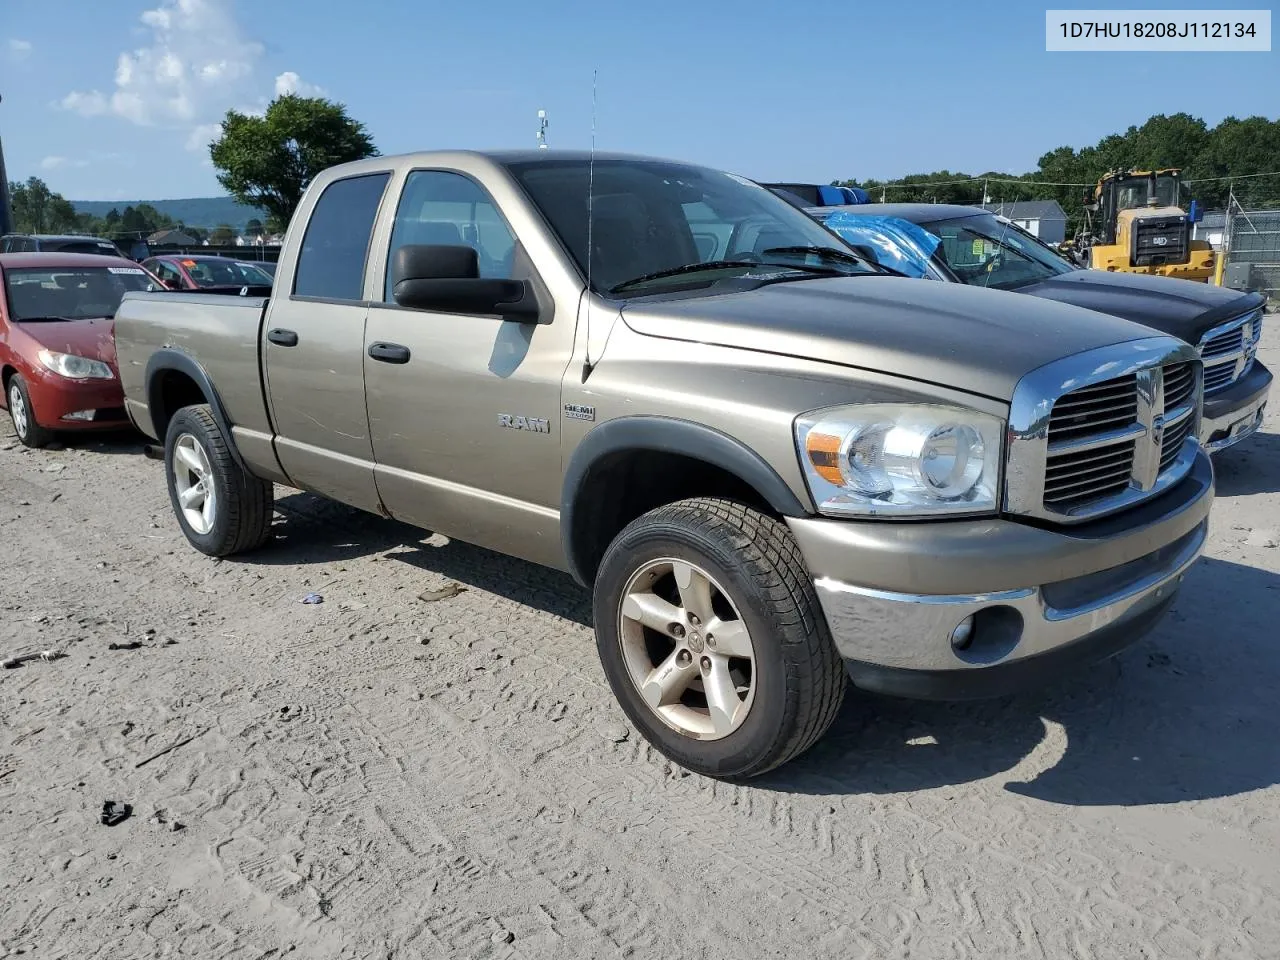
[16,317,119,368]
[621,276,1161,401]
[1016,269,1265,343]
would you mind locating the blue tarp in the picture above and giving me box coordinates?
[820,212,941,278]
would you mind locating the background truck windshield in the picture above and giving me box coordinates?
[3,266,158,320]
[506,157,875,294]
[919,213,1074,290]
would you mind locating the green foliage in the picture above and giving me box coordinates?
[839,113,1280,228]
[209,94,378,227]
[244,217,264,237]
[209,223,236,244]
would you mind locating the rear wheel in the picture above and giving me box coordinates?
[164,404,273,557]
[593,498,846,779]
[6,374,54,449]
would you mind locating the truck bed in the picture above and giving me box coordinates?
[115,290,275,451]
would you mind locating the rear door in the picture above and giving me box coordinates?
[262,170,392,514]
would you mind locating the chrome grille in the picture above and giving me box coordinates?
[1197,310,1262,395]
[1163,361,1196,411]
[1005,337,1202,524]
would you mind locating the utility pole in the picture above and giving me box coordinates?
[0,94,13,235]
[536,109,548,149]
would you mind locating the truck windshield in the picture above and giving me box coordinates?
[3,266,158,321]
[505,157,878,295]
[917,213,1074,291]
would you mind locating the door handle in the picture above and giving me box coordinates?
[368,342,411,364]
[267,328,299,347]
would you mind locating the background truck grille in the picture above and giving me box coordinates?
[1040,359,1199,516]
[1197,310,1262,395]
[1132,216,1188,266]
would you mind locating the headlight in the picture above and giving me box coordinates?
[36,349,114,381]
[795,403,1004,518]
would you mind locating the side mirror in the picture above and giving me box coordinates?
[391,244,540,321]
[1188,199,1203,223]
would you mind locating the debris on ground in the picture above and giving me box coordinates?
[100,801,132,826]
[107,641,143,651]
[1246,528,1278,548]
[603,724,630,744]
[491,929,515,945]
[3,651,65,669]
[134,728,209,769]
[301,593,324,604]
[418,583,466,603]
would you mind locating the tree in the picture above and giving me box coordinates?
[209,223,236,244]
[244,217,264,237]
[9,177,80,234]
[209,94,378,227]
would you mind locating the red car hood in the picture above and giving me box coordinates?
[17,318,118,368]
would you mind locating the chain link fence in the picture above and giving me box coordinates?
[1222,207,1280,306]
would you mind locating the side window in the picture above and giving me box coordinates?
[383,170,517,302]
[294,172,390,301]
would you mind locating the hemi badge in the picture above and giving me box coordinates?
[563,403,596,422]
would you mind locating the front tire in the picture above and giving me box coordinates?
[7,374,54,449]
[593,498,846,779]
[164,404,273,557]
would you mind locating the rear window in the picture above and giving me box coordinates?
[46,239,121,256]
[2,265,159,321]
[293,172,390,300]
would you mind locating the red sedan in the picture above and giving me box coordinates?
[1,252,162,448]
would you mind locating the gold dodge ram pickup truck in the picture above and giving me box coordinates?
[115,151,1214,778]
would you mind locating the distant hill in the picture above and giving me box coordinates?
[70,196,268,230]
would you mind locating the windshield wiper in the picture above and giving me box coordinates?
[761,245,903,276]
[15,315,76,323]
[609,260,802,294]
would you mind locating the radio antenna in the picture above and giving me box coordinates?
[581,68,598,380]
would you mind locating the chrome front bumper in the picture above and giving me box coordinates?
[787,450,1214,700]
[1200,359,1271,454]
[1201,390,1267,453]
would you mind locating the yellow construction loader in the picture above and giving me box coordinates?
[1071,168,1215,282]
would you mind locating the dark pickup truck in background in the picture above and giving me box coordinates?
[811,202,1271,454]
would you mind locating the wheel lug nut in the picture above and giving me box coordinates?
[670,623,685,638]
[700,656,711,673]
[676,650,692,666]
[688,614,701,627]
[706,634,715,648]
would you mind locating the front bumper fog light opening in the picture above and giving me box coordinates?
[950,606,1024,665]
[61,409,96,422]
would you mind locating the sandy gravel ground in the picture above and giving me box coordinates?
[2,323,1279,960]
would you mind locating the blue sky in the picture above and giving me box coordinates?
[1,0,1276,200]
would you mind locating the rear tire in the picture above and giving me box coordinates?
[593,497,846,779]
[7,374,54,449]
[164,404,273,557]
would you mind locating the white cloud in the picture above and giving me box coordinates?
[59,0,266,134]
[8,38,32,59]
[186,122,222,152]
[40,156,90,170]
[274,71,325,98]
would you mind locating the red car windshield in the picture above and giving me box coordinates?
[3,265,159,321]
[182,258,272,287]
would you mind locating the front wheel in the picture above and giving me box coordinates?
[593,498,846,779]
[7,374,54,449]
[164,404,274,557]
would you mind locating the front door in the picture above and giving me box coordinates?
[263,171,391,514]
[363,169,572,566]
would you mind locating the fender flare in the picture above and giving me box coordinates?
[560,415,811,586]
[144,347,248,472]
